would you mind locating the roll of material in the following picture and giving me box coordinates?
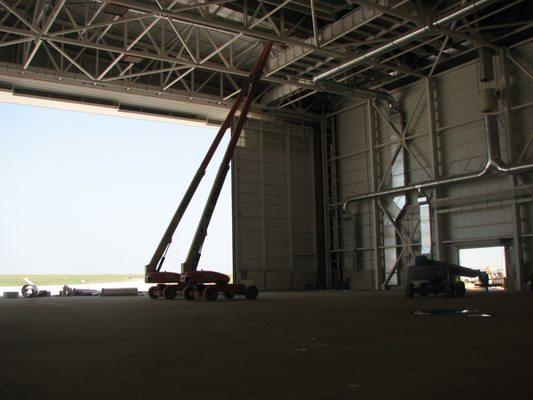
[21,284,39,298]
[72,289,97,296]
[60,285,97,296]
[100,288,138,296]
[3,292,19,299]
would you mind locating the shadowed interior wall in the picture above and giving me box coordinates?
[330,41,533,290]
[232,119,317,290]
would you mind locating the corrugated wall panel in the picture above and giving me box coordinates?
[507,42,533,286]
[332,41,533,289]
[233,119,316,290]
[436,62,486,177]
[336,103,376,288]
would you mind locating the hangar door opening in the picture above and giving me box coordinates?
[459,246,507,290]
[232,120,317,291]
[0,100,232,293]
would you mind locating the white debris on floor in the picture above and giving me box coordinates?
[1,279,151,298]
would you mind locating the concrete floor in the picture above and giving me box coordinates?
[0,290,531,400]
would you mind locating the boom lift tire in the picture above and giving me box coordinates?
[245,285,259,300]
[444,282,455,298]
[405,283,415,298]
[163,286,177,300]
[204,286,218,302]
[454,281,466,297]
[183,286,194,301]
[148,286,159,299]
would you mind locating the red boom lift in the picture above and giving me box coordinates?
[145,42,273,301]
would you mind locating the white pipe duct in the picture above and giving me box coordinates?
[313,0,500,83]
[342,43,533,212]
[343,155,533,212]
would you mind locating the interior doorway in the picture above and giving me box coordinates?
[459,246,507,290]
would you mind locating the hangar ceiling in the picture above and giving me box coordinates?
[0,0,531,122]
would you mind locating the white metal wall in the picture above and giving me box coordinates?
[232,119,317,290]
[331,42,533,290]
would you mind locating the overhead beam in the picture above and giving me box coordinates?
[171,0,236,13]
[261,0,337,22]
[309,0,319,47]
[266,1,392,76]
[59,0,395,101]
[351,0,500,48]
[262,1,416,104]
[315,0,501,82]
[0,0,394,104]
[23,0,66,69]
[0,63,320,123]
[96,17,159,80]
[106,0,360,60]
[0,0,39,33]
[0,24,391,101]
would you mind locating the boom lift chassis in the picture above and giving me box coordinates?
[405,256,490,298]
[145,42,273,301]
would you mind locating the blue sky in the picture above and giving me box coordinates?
[0,102,232,275]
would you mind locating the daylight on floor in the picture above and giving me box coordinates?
[0,1,532,399]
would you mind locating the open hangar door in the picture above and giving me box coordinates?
[459,245,507,290]
[232,119,317,291]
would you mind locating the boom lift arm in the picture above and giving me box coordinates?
[182,41,273,273]
[145,41,273,282]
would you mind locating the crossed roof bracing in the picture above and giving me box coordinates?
[0,0,531,119]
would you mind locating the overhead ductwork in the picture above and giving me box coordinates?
[342,134,533,211]
[342,45,533,211]
[479,47,495,82]
[314,0,501,83]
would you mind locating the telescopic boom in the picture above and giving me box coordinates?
[181,42,273,273]
[145,42,273,279]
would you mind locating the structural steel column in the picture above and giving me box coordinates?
[426,77,444,260]
[320,118,332,288]
[231,120,239,281]
[259,121,267,288]
[285,124,294,288]
[500,50,525,290]
[329,114,343,288]
[367,100,382,289]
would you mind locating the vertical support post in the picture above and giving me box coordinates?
[95,49,99,76]
[309,0,319,47]
[367,101,382,289]
[329,114,343,288]
[59,41,64,71]
[231,119,239,281]
[333,115,344,287]
[260,121,267,289]
[426,77,444,260]
[285,124,294,288]
[329,115,338,287]
[500,49,517,166]
[320,117,331,288]
[307,124,318,287]
[500,50,524,290]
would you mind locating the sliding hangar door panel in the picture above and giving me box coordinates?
[232,119,317,291]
